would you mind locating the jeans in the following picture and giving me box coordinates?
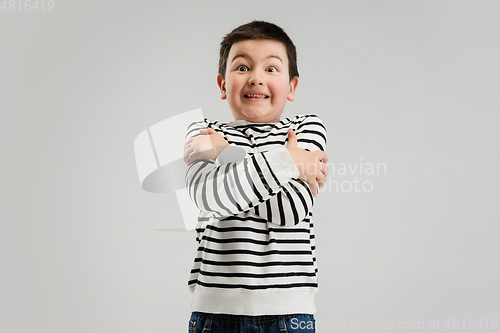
[188,312,315,333]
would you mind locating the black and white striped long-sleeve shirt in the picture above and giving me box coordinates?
[184,114,327,315]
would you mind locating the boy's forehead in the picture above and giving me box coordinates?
[228,39,287,63]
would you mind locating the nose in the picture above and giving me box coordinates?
[248,71,263,86]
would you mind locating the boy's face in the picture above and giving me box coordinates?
[217,39,298,123]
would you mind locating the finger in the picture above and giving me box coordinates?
[309,181,317,197]
[184,152,191,166]
[184,148,193,165]
[187,152,199,166]
[199,128,209,135]
[316,150,328,162]
[286,129,297,147]
[184,147,193,157]
[321,152,328,163]
[317,173,326,189]
[187,153,196,166]
[184,137,193,150]
[320,162,328,177]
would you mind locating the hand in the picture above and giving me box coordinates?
[184,128,230,166]
[285,129,329,197]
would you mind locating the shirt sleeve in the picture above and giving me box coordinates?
[184,119,300,221]
[184,115,328,227]
[250,115,328,226]
[211,144,316,227]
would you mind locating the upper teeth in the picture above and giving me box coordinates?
[247,94,267,98]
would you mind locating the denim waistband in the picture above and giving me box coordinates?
[192,311,311,324]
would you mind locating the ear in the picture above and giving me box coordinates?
[287,76,299,102]
[217,74,227,100]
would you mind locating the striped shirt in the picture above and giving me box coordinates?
[184,114,327,315]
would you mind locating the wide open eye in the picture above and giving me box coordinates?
[266,66,278,72]
[237,65,249,72]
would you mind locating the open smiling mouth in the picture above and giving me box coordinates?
[244,94,269,99]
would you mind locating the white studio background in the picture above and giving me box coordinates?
[1,1,499,332]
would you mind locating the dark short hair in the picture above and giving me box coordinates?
[218,20,299,82]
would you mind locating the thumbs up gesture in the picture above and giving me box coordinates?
[286,129,328,197]
[184,128,230,166]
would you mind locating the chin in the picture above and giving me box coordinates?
[244,109,271,119]
[248,115,270,123]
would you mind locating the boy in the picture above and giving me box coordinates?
[183,20,328,332]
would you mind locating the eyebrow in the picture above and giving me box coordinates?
[231,54,283,64]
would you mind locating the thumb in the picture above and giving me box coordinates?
[207,128,217,135]
[286,129,297,147]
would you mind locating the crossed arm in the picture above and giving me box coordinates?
[183,116,328,226]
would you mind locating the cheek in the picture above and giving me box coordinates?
[226,77,244,93]
[270,81,289,98]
